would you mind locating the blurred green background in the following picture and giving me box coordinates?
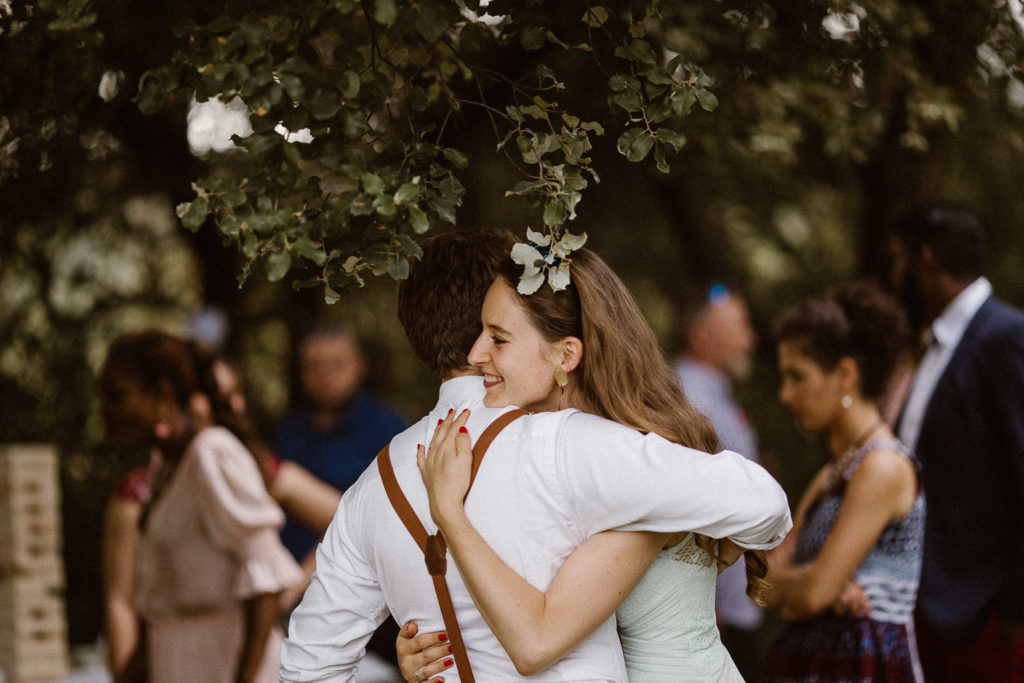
[2,0,1024,646]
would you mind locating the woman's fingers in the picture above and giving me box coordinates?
[396,623,454,683]
[428,409,456,451]
[412,650,455,683]
[425,410,471,462]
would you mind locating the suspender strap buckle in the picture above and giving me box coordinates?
[376,408,527,683]
[425,534,447,575]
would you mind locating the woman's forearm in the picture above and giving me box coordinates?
[439,510,661,675]
[236,591,280,683]
[764,561,809,613]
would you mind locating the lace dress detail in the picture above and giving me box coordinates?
[615,533,742,682]
[765,438,925,683]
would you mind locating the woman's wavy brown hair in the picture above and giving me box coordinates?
[497,247,770,604]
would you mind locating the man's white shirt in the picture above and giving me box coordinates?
[280,376,791,682]
[898,276,992,453]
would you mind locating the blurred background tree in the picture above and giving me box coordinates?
[2,0,1023,646]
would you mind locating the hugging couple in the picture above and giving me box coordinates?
[280,228,791,682]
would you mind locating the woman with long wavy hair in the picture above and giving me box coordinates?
[399,247,772,682]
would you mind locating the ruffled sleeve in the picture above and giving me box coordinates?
[190,427,304,599]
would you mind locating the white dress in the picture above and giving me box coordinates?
[615,533,744,682]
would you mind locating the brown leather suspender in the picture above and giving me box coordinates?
[376,409,526,683]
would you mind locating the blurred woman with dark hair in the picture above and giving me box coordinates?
[99,330,302,683]
[764,281,925,682]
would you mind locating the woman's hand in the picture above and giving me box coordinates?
[831,579,870,618]
[417,409,473,528]
[716,538,744,574]
[767,532,796,572]
[396,621,454,683]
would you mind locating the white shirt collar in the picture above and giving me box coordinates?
[437,374,486,403]
[931,276,992,348]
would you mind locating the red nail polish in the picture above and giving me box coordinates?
[438,632,448,642]
[417,444,423,450]
[447,644,452,654]
[443,659,454,667]
[448,408,455,415]
[459,426,468,433]
[437,418,444,425]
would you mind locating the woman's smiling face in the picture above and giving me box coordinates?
[467,279,566,412]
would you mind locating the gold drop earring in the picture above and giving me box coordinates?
[554,367,569,410]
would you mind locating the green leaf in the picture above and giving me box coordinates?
[323,284,342,305]
[414,0,450,42]
[521,25,546,51]
[543,198,568,226]
[429,198,457,225]
[657,129,687,152]
[218,213,241,236]
[610,92,644,114]
[695,88,719,112]
[134,73,165,115]
[293,237,327,266]
[373,0,397,25]
[394,182,420,205]
[409,206,430,233]
[310,89,341,120]
[265,250,292,282]
[654,144,670,173]
[617,128,655,162]
[279,73,304,100]
[397,233,422,257]
[608,74,633,92]
[582,6,609,27]
[520,104,548,120]
[176,196,209,231]
[646,67,674,85]
[388,255,410,279]
[363,242,391,265]
[241,230,259,258]
[618,39,657,65]
[442,148,469,169]
[374,195,398,217]
[223,185,246,208]
[671,87,698,116]
[341,70,361,99]
[350,193,374,216]
[361,173,385,196]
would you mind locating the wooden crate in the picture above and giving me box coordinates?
[0,446,63,574]
[0,573,69,682]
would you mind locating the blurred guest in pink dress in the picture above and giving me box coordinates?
[99,330,303,683]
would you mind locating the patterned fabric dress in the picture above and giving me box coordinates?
[764,438,925,683]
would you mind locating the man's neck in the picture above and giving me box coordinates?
[441,367,484,382]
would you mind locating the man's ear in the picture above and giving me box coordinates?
[561,337,584,373]
[919,245,940,272]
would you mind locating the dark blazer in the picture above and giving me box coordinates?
[913,296,1024,641]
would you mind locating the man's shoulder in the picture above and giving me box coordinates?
[963,298,1024,354]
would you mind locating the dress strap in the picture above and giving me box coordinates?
[841,437,914,482]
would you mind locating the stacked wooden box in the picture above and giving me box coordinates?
[0,445,70,683]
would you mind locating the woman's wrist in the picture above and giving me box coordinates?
[433,501,471,536]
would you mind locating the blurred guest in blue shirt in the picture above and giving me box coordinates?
[275,324,406,560]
